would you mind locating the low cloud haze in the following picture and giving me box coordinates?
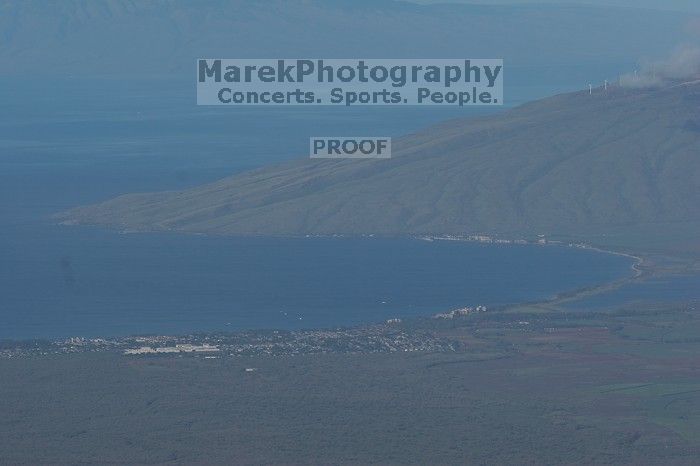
[0,0,694,78]
[621,42,700,88]
[412,0,700,14]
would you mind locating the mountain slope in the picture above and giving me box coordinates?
[59,83,700,253]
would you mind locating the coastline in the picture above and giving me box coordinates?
[6,226,689,349]
[415,233,644,310]
[5,221,696,350]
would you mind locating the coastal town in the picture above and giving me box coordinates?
[0,321,465,360]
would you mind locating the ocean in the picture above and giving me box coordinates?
[0,76,639,340]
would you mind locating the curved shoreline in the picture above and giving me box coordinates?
[52,222,694,328]
[516,245,648,310]
[59,221,667,311]
[3,228,695,347]
[415,234,661,313]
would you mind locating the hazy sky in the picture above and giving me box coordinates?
[411,0,700,13]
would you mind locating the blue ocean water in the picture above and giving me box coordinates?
[1,225,633,340]
[0,76,640,340]
[565,273,700,311]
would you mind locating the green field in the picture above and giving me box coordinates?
[3,303,700,464]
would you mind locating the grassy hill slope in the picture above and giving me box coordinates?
[59,82,700,254]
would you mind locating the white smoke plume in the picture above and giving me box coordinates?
[621,45,700,88]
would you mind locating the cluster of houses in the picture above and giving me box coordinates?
[123,344,220,355]
[433,306,487,320]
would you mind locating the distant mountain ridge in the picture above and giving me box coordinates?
[59,82,700,255]
[0,0,692,75]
